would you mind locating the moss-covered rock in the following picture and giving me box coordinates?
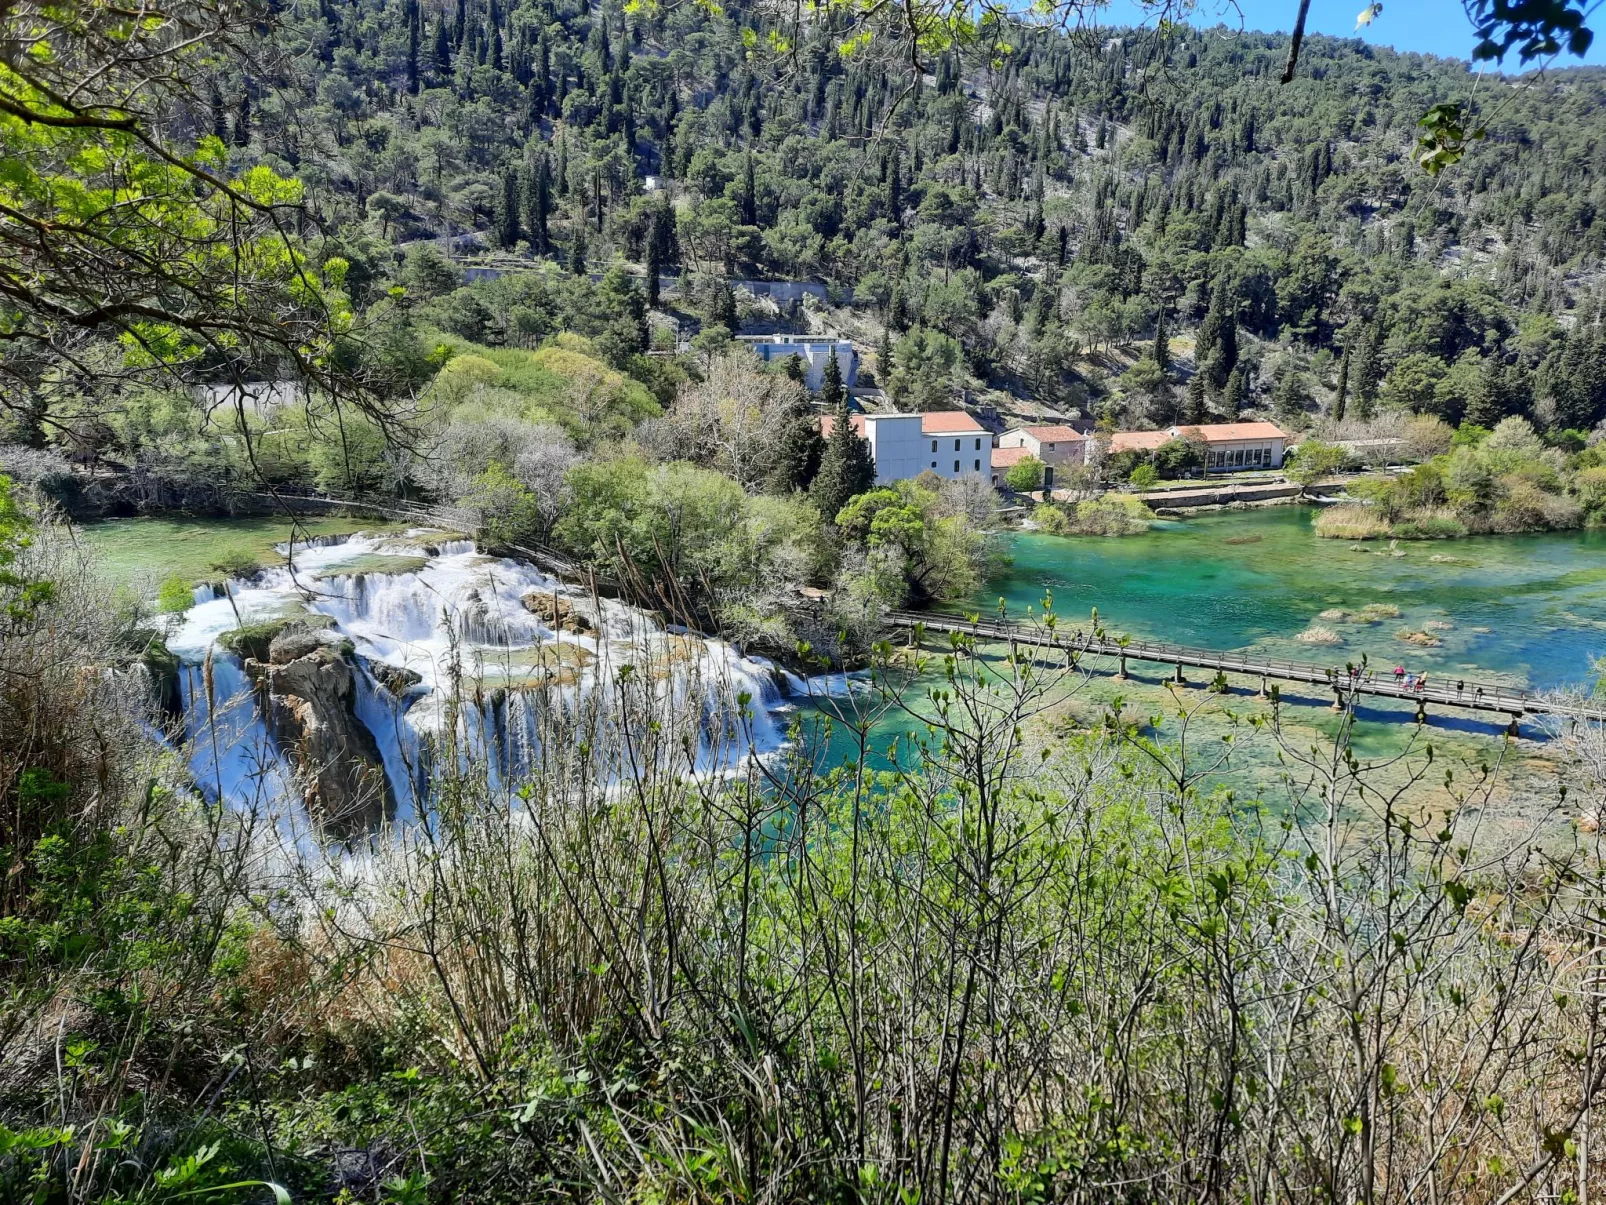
[217,613,334,663]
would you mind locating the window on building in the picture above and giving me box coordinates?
[974,459,980,471]
[931,461,936,469]
[1046,442,1055,450]
[953,460,960,472]
[953,439,960,451]
[931,439,937,452]
[974,438,981,450]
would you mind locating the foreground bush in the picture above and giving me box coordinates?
[5,496,1606,1203]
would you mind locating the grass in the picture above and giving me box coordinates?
[1313,504,1391,540]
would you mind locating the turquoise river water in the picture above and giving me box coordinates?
[977,506,1606,690]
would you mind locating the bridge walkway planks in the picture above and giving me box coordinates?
[885,611,1606,728]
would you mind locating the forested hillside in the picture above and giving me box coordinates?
[174,0,1606,433]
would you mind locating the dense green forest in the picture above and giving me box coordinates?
[144,0,1606,433]
[9,0,1606,1201]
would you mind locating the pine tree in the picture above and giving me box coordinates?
[568,226,587,276]
[820,350,845,411]
[811,404,876,522]
[495,166,521,249]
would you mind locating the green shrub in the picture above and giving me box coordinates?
[157,574,194,614]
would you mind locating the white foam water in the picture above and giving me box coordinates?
[163,531,820,824]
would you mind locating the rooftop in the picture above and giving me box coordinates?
[920,411,987,435]
[1013,424,1088,443]
[1107,430,1172,453]
[819,410,988,438]
[991,447,1034,468]
[1108,422,1287,453]
[1173,422,1288,443]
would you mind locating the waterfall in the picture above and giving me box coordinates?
[163,531,828,825]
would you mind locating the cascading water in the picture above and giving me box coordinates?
[163,530,832,826]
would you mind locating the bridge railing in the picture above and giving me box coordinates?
[886,610,1603,720]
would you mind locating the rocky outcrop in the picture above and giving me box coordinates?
[370,662,423,697]
[244,622,393,836]
[520,590,595,634]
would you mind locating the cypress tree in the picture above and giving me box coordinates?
[1465,354,1514,428]
[710,281,738,331]
[1352,318,1384,420]
[740,153,757,226]
[569,226,587,275]
[812,404,876,523]
[819,350,845,411]
[1152,308,1171,374]
[233,87,251,147]
[1332,344,1351,422]
[888,285,910,332]
[208,83,227,143]
[406,7,421,93]
[523,157,550,254]
[1198,282,1239,392]
[1223,366,1247,414]
[768,397,827,494]
[432,17,450,74]
[645,229,662,307]
[495,166,521,249]
[1184,372,1208,424]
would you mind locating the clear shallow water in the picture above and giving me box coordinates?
[974,507,1606,690]
[801,508,1604,821]
[77,515,411,586]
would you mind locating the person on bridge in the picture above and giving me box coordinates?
[1417,673,1428,693]
[1394,665,1406,684]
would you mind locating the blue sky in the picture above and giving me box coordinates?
[1093,0,1606,67]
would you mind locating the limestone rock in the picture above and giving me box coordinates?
[246,639,393,836]
[520,590,595,634]
[371,662,423,696]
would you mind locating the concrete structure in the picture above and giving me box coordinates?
[741,335,858,391]
[1108,422,1287,471]
[996,424,1090,467]
[819,410,993,485]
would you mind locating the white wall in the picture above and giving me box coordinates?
[862,415,925,484]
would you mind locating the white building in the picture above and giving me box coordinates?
[740,335,858,392]
[820,410,993,485]
[995,424,1090,467]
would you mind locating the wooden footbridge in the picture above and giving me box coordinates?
[885,611,1606,732]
